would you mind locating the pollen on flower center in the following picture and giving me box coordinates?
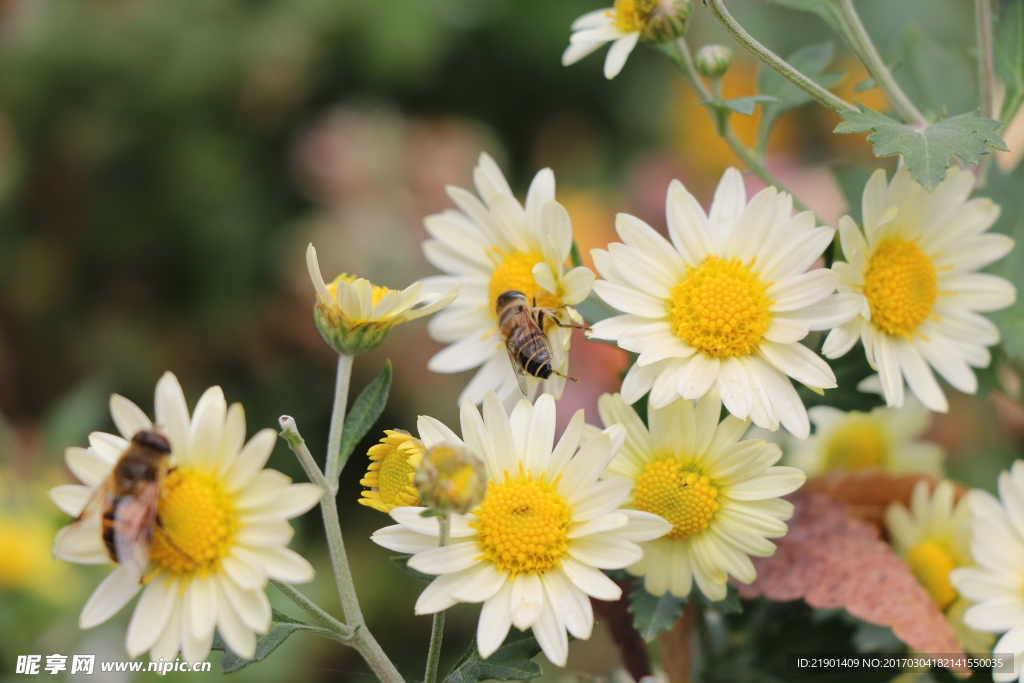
[488,251,560,316]
[668,255,772,358]
[612,0,659,31]
[633,459,719,539]
[472,475,570,578]
[905,539,958,610]
[862,239,938,338]
[149,468,237,578]
[824,421,887,470]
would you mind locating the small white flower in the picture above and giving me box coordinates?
[371,393,671,666]
[788,393,944,476]
[50,373,322,663]
[951,463,1024,680]
[307,243,459,354]
[587,390,805,600]
[589,168,860,438]
[420,153,594,405]
[825,166,1016,413]
[887,480,991,654]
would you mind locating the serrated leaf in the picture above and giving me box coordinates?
[699,94,780,117]
[758,42,844,149]
[443,629,542,683]
[834,103,1008,190]
[336,360,392,470]
[212,609,335,673]
[628,583,687,642]
[697,583,742,615]
[767,0,843,33]
[996,0,1024,123]
[390,554,434,582]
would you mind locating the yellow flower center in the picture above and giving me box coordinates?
[473,474,570,578]
[633,459,719,539]
[360,431,423,513]
[905,539,958,610]
[668,255,772,358]
[823,420,887,471]
[326,274,390,310]
[612,0,659,31]
[862,239,938,338]
[488,251,560,318]
[149,469,237,578]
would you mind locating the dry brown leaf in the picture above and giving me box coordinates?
[803,470,968,531]
[738,491,969,674]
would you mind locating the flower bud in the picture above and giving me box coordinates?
[359,431,425,513]
[638,0,692,45]
[694,44,733,79]
[414,443,487,516]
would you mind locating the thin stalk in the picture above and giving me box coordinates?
[279,416,330,493]
[666,38,813,214]
[423,516,450,683]
[279,417,404,683]
[834,0,927,125]
[272,580,353,638]
[705,0,855,115]
[324,353,354,493]
[975,0,997,184]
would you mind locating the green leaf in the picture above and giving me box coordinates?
[757,42,844,150]
[628,583,687,642]
[390,554,434,582]
[570,240,583,269]
[996,0,1024,123]
[983,159,1024,357]
[699,94,780,117]
[696,583,743,615]
[443,629,542,683]
[575,294,616,325]
[212,609,335,673]
[336,360,392,468]
[767,0,843,33]
[834,103,1008,190]
[852,78,877,94]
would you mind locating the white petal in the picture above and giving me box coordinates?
[80,566,141,629]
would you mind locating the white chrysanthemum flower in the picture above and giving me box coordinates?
[589,168,860,438]
[421,153,595,405]
[887,480,992,654]
[951,463,1024,679]
[824,166,1016,413]
[307,243,459,355]
[788,400,944,476]
[371,393,671,666]
[49,372,322,663]
[587,390,805,600]
[562,0,690,79]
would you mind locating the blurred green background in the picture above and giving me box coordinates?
[0,0,1019,680]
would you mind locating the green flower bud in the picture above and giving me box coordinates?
[636,0,692,45]
[414,443,487,516]
[694,44,733,79]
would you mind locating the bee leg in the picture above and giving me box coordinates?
[550,369,580,383]
[155,517,199,568]
[535,305,591,331]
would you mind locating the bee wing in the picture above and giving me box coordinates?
[505,342,530,396]
[111,485,161,581]
[52,482,115,564]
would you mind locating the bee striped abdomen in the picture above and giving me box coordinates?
[519,331,553,378]
[101,504,120,562]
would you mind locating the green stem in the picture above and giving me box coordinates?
[704,0,855,115]
[279,416,330,493]
[975,0,996,119]
[324,353,354,493]
[272,580,353,638]
[278,417,404,683]
[666,38,813,214]
[833,0,927,125]
[423,516,450,683]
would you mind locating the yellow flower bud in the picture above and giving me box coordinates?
[359,430,425,513]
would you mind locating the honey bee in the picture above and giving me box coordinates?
[54,429,186,580]
[496,290,589,395]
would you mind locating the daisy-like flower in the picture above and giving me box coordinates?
[49,372,322,663]
[358,430,425,513]
[887,480,991,654]
[788,399,944,476]
[421,153,595,405]
[589,168,861,438]
[824,166,1016,413]
[307,243,459,355]
[951,463,1024,678]
[587,390,805,600]
[563,0,692,79]
[371,393,672,666]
